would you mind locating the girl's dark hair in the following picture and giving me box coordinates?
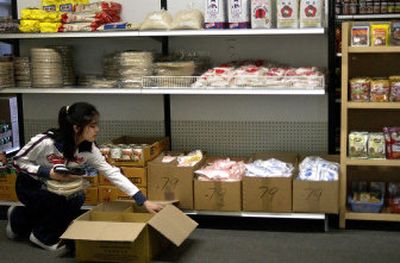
[54,102,99,161]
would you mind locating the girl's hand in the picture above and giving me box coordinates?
[143,200,163,214]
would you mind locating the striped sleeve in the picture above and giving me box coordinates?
[13,134,51,178]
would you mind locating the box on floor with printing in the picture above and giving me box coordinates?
[61,201,198,263]
[148,153,205,210]
[242,152,297,212]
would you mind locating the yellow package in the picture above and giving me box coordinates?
[41,0,58,12]
[44,11,62,22]
[371,23,390,46]
[39,22,62,33]
[19,20,40,33]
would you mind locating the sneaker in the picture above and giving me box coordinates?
[29,232,66,252]
[6,205,18,239]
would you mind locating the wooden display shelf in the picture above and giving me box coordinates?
[348,46,400,53]
[340,22,400,228]
[346,158,400,167]
[347,102,400,109]
[345,211,400,222]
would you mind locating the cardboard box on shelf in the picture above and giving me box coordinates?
[99,167,147,187]
[292,155,339,214]
[194,156,245,212]
[194,180,242,211]
[108,137,169,167]
[84,187,98,206]
[61,201,198,263]
[148,153,205,210]
[243,152,297,212]
[98,185,147,203]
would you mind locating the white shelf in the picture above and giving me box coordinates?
[337,14,400,20]
[0,87,325,95]
[0,28,325,40]
[142,88,325,95]
[184,210,326,220]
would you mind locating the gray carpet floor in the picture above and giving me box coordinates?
[1,220,400,263]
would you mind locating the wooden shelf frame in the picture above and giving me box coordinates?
[340,22,400,228]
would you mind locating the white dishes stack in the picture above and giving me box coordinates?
[31,48,63,88]
[103,53,119,81]
[49,45,76,86]
[0,60,14,89]
[118,51,153,88]
[14,57,31,88]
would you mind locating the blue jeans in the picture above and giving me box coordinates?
[12,173,84,245]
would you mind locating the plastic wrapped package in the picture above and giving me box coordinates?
[371,23,390,47]
[97,22,140,31]
[277,0,299,28]
[228,0,251,28]
[350,78,370,102]
[170,10,204,30]
[251,0,275,29]
[140,10,173,31]
[299,0,324,28]
[21,8,62,22]
[154,61,196,76]
[59,22,99,32]
[389,76,400,102]
[61,11,120,24]
[0,17,19,33]
[74,1,122,14]
[370,78,390,102]
[367,133,385,159]
[40,22,62,33]
[348,131,369,159]
[205,0,228,29]
[19,20,40,33]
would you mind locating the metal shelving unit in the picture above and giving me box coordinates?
[0,28,325,40]
[0,87,325,95]
[337,14,400,20]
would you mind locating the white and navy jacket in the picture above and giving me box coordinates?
[13,131,146,205]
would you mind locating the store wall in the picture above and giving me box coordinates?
[17,0,329,155]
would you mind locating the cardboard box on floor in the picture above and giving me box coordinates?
[61,201,198,263]
[292,155,339,214]
[194,157,245,212]
[108,137,169,167]
[148,153,205,210]
[242,152,297,212]
[0,169,17,201]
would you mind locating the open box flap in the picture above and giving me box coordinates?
[148,205,198,246]
[61,221,146,242]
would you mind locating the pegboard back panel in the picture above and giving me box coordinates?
[24,120,165,145]
[172,120,327,156]
[23,119,327,156]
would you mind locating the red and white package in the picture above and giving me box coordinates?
[61,11,120,24]
[384,127,400,159]
[195,159,245,182]
[75,1,122,14]
[58,22,99,32]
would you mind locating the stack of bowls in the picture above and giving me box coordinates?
[14,57,31,88]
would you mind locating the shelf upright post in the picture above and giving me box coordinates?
[161,0,172,149]
[339,22,350,229]
[328,0,338,154]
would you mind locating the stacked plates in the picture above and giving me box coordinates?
[0,61,14,89]
[31,48,63,88]
[14,57,31,88]
[103,53,119,81]
[117,51,153,88]
[48,45,76,86]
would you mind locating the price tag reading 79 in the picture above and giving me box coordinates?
[205,187,226,200]
[259,186,279,201]
[304,188,323,201]
[161,177,179,191]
